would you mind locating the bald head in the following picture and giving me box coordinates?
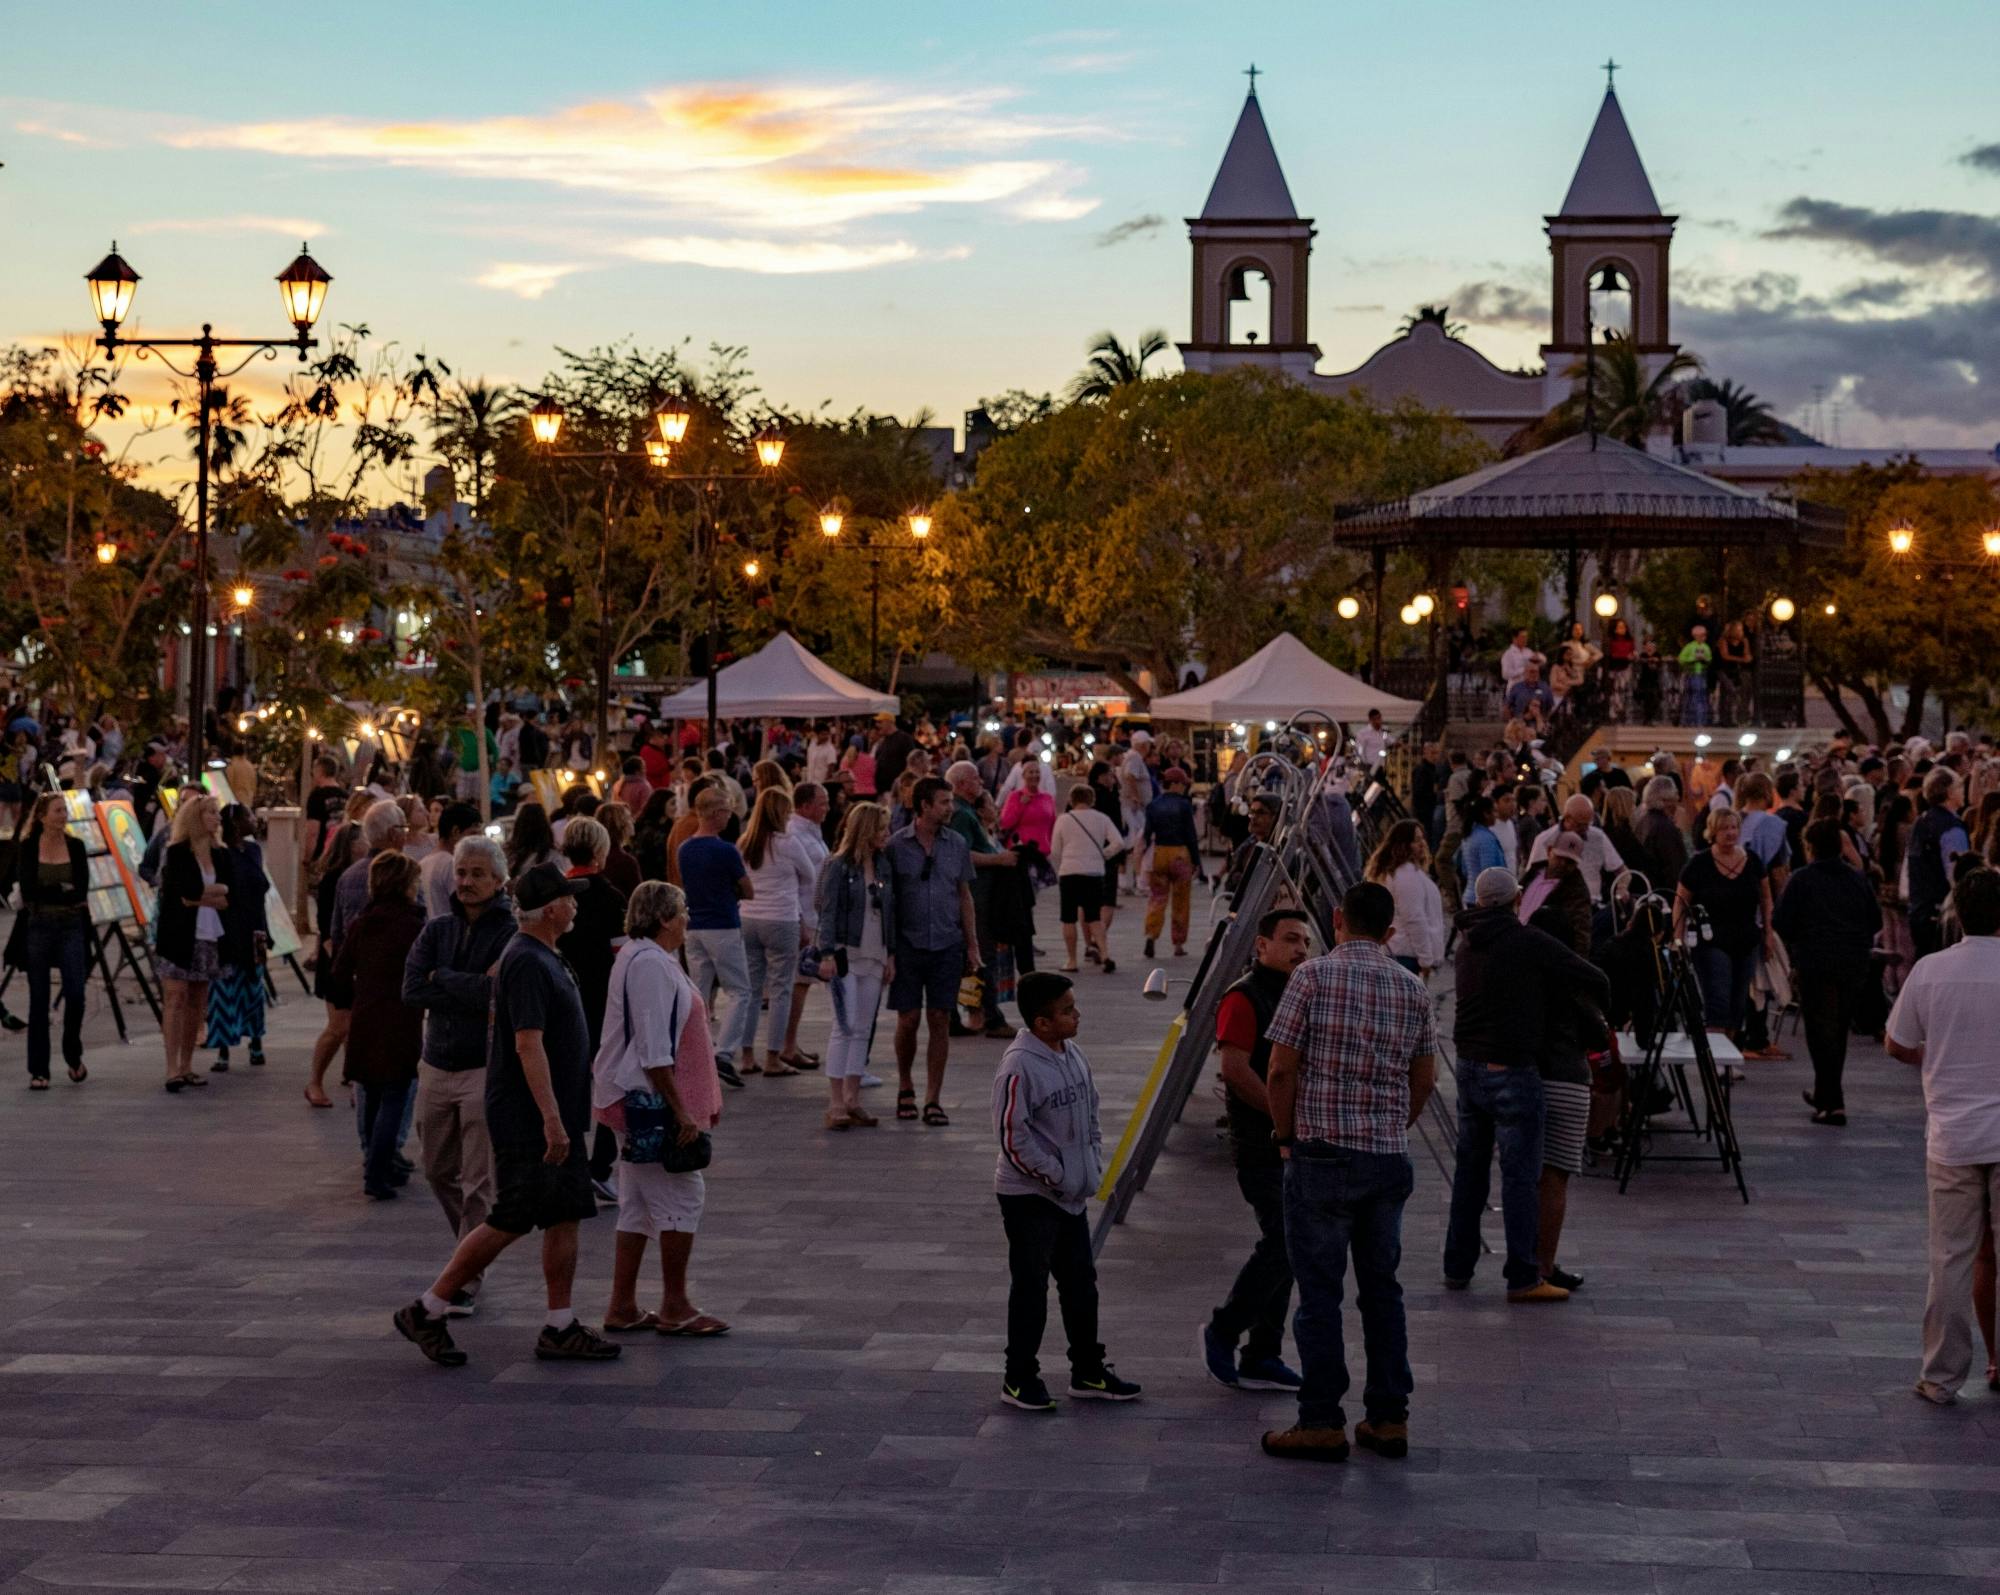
[945,760,982,798]
[1561,794,1595,832]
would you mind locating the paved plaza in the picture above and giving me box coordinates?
[0,903,1994,1595]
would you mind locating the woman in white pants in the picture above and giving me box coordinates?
[732,788,816,1076]
[813,802,897,1131]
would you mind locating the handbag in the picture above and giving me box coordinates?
[617,958,712,1173]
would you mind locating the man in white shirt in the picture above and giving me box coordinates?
[1118,733,1157,889]
[1353,709,1392,769]
[1888,868,2000,1405]
[1525,794,1619,903]
[1499,629,1544,691]
[804,728,838,786]
[1489,783,1520,874]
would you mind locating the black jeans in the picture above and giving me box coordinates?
[998,1194,1102,1382]
[1210,1163,1292,1363]
[23,914,89,1081]
[1797,967,1856,1111]
[1285,1144,1415,1429]
[360,1079,413,1196]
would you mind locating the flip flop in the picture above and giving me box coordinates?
[657,1314,730,1337]
[67,1063,88,1083]
[762,1059,800,1077]
[778,1051,821,1069]
[304,1088,333,1109]
[603,1312,662,1333]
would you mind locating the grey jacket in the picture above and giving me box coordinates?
[813,852,898,957]
[400,893,518,1071]
[992,1031,1104,1214]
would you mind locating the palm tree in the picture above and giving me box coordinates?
[181,386,254,475]
[1684,377,1788,445]
[431,379,519,517]
[1067,329,1170,402]
[1397,304,1466,339]
[1540,333,1702,449]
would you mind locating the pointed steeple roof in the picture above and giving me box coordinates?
[1200,90,1297,220]
[1558,89,1660,216]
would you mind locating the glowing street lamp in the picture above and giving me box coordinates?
[1769,595,1795,623]
[1983,528,2000,558]
[1824,602,1838,616]
[276,246,332,337]
[1398,603,1420,626]
[529,396,565,446]
[231,584,255,611]
[1336,595,1361,621]
[907,511,932,540]
[819,510,844,538]
[1593,591,1619,619]
[1887,522,1915,555]
[656,403,691,445]
[645,438,670,467]
[755,429,786,469]
[742,558,760,579]
[1412,592,1435,619]
[84,245,140,333]
[95,539,118,565]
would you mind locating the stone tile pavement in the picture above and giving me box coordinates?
[1,892,1994,1594]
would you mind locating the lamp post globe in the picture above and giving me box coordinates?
[85,244,140,334]
[755,429,785,469]
[529,396,565,447]
[656,404,691,445]
[1769,596,1796,624]
[819,510,843,538]
[1593,591,1619,619]
[907,511,932,540]
[276,245,332,337]
[1336,595,1360,621]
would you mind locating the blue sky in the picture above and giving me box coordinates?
[6,0,1998,485]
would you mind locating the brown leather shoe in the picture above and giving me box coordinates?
[823,1109,852,1131]
[1260,1425,1349,1462]
[1507,1281,1571,1304]
[1355,1419,1409,1459]
[845,1107,879,1127]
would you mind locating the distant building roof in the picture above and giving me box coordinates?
[1557,89,1660,216]
[1200,91,1298,220]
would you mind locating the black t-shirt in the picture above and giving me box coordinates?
[304,785,344,856]
[1678,849,1766,956]
[485,933,593,1147]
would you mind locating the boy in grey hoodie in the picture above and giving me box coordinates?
[991,972,1141,1411]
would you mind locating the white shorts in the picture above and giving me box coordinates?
[616,1162,705,1237]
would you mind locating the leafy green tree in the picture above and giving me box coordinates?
[933,367,1489,699]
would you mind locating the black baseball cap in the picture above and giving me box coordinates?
[513,861,590,911]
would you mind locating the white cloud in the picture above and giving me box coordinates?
[619,237,926,274]
[474,262,586,299]
[130,215,329,240]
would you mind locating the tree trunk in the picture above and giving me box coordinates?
[1897,679,1929,743]
[1808,670,1869,742]
[471,632,492,822]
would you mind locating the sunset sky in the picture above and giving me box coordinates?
[6,0,1997,494]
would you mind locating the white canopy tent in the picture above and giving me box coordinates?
[654,632,900,720]
[1147,632,1422,726]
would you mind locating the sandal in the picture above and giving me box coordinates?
[1059,964,1080,974]
[304,1087,333,1109]
[824,1109,853,1131]
[657,1313,730,1337]
[762,1059,800,1078]
[896,1089,918,1121]
[180,1073,208,1088]
[28,1079,50,1092]
[778,1050,821,1070]
[922,1102,950,1128]
[738,1061,763,1076]
[67,1062,88,1084]
[602,1312,662,1333]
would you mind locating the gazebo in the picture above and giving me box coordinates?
[1331,432,1847,731]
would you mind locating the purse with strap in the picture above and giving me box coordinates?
[617,954,712,1174]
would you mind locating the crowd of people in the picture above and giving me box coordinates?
[4,681,1997,1437]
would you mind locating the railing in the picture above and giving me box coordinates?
[1378,655,1807,734]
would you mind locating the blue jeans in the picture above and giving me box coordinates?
[359,1078,412,1196]
[1443,1061,1545,1290]
[732,917,799,1060]
[685,928,751,1064]
[1283,1145,1415,1430]
[23,915,89,1081]
[1691,943,1753,1034]
[1681,676,1710,726]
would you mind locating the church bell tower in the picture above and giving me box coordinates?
[1542,73,1677,401]
[1179,75,1320,380]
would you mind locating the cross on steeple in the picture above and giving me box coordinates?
[1603,57,1619,91]
[1244,63,1261,96]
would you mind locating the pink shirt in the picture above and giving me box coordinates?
[1000,789,1056,853]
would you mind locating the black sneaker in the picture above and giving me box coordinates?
[211,1056,230,1073]
[1545,1266,1586,1292]
[1070,1365,1141,1401]
[394,1300,467,1367]
[443,1290,477,1318]
[535,1320,623,1361]
[1001,1374,1057,1411]
[715,1058,746,1090]
[1144,938,1156,958]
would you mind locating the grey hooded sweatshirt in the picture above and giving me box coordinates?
[992,1030,1105,1215]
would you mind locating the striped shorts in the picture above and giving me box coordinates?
[1541,1079,1591,1176]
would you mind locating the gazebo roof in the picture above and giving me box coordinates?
[1334,432,1846,553]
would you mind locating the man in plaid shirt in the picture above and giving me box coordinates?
[1259,881,1437,1464]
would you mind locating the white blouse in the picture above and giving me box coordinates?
[1385,861,1446,970]
[739,833,817,924]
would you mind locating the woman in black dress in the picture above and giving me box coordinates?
[1672,807,1775,1043]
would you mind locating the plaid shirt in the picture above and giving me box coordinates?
[1264,939,1437,1155]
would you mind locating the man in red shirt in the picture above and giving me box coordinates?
[637,725,674,789]
[1200,909,1313,1393]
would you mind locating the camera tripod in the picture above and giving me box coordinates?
[1611,935,1750,1203]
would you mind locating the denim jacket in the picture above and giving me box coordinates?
[813,852,897,958]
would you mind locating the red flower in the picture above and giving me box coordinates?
[282,568,309,582]
[558,596,573,608]
[357,626,383,642]
[318,555,339,567]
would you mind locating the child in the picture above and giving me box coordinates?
[990,971,1140,1411]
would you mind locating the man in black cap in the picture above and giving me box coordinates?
[394,862,619,1367]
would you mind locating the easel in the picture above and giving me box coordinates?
[1612,930,1750,1203]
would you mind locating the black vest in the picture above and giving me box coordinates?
[1222,962,1291,1169]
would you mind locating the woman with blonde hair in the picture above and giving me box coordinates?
[751,759,791,796]
[156,792,241,1091]
[592,881,727,1336]
[734,787,814,1076]
[813,801,897,1129]
[1366,818,1444,974]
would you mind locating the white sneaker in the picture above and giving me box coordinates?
[860,1073,884,1089]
